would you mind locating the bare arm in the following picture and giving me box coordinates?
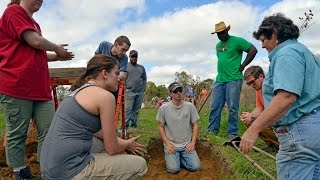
[241,107,263,125]
[240,90,297,154]
[158,122,175,153]
[186,121,199,153]
[22,30,74,61]
[240,45,258,72]
[119,71,127,81]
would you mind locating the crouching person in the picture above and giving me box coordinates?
[40,55,147,179]
[156,82,201,174]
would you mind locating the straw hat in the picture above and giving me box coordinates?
[211,21,231,34]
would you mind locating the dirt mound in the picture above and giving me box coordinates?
[144,138,231,180]
[0,131,233,179]
[0,129,40,180]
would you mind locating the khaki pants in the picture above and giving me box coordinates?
[72,137,148,180]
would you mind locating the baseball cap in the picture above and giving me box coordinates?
[168,82,183,93]
[129,50,138,56]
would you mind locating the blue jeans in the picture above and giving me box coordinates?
[125,91,144,128]
[207,80,242,137]
[164,147,201,173]
[275,108,320,180]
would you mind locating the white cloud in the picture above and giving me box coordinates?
[1,0,319,86]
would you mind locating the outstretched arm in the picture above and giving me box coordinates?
[240,90,297,154]
[22,30,74,62]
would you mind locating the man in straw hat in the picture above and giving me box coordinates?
[207,21,257,139]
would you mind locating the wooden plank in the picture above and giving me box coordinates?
[49,67,85,79]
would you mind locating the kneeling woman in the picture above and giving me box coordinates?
[40,55,147,179]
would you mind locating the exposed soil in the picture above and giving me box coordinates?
[0,130,232,180]
[0,128,40,180]
[144,138,232,180]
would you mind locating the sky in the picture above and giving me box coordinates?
[1,0,319,86]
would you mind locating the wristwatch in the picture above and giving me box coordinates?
[251,114,256,121]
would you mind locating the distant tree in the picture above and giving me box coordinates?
[198,78,214,90]
[56,86,69,102]
[145,81,158,101]
[156,85,169,100]
[144,81,169,101]
[174,71,193,88]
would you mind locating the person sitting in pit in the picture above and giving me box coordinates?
[156,82,201,174]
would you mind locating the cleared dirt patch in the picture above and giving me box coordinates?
[144,138,232,180]
[0,130,232,179]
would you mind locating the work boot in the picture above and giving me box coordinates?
[13,166,35,180]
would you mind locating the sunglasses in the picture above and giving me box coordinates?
[246,77,258,86]
[130,55,138,58]
[172,88,183,94]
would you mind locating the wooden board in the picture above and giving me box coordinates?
[49,67,85,79]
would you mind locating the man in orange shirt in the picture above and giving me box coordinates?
[241,66,279,149]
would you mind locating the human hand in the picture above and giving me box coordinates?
[55,44,74,60]
[185,142,195,153]
[240,112,252,125]
[126,136,147,156]
[239,128,259,154]
[165,143,176,154]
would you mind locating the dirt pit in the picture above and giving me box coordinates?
[144,138,231,180]
[0,130,231,180]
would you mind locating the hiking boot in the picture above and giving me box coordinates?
[13,166,35,180]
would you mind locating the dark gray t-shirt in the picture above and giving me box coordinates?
[40,84,101,179]
[156,101,199,148]
[125,63,147,93]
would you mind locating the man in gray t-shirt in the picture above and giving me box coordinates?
[156,82,201,174]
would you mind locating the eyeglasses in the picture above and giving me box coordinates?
[246,77,258,86]
[130,55,137,58]
[172,88,183,94]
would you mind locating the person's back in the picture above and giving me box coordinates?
[41,84,101,179]
[41,55,147,180]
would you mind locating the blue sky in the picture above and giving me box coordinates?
[0,0,319,85]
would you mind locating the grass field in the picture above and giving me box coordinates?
[135,105,277,179]
[0,104,277,179]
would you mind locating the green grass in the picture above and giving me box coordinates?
[0,110,5,139]
[134,105,277,179]
[0,105,277,179]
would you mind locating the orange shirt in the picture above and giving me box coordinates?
[200,89,208,101]
[256,89,264,109]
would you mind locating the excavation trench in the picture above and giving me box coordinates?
[0,130,232,179]
[144,138,232,180]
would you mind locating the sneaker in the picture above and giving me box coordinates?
[13,166,35,180]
